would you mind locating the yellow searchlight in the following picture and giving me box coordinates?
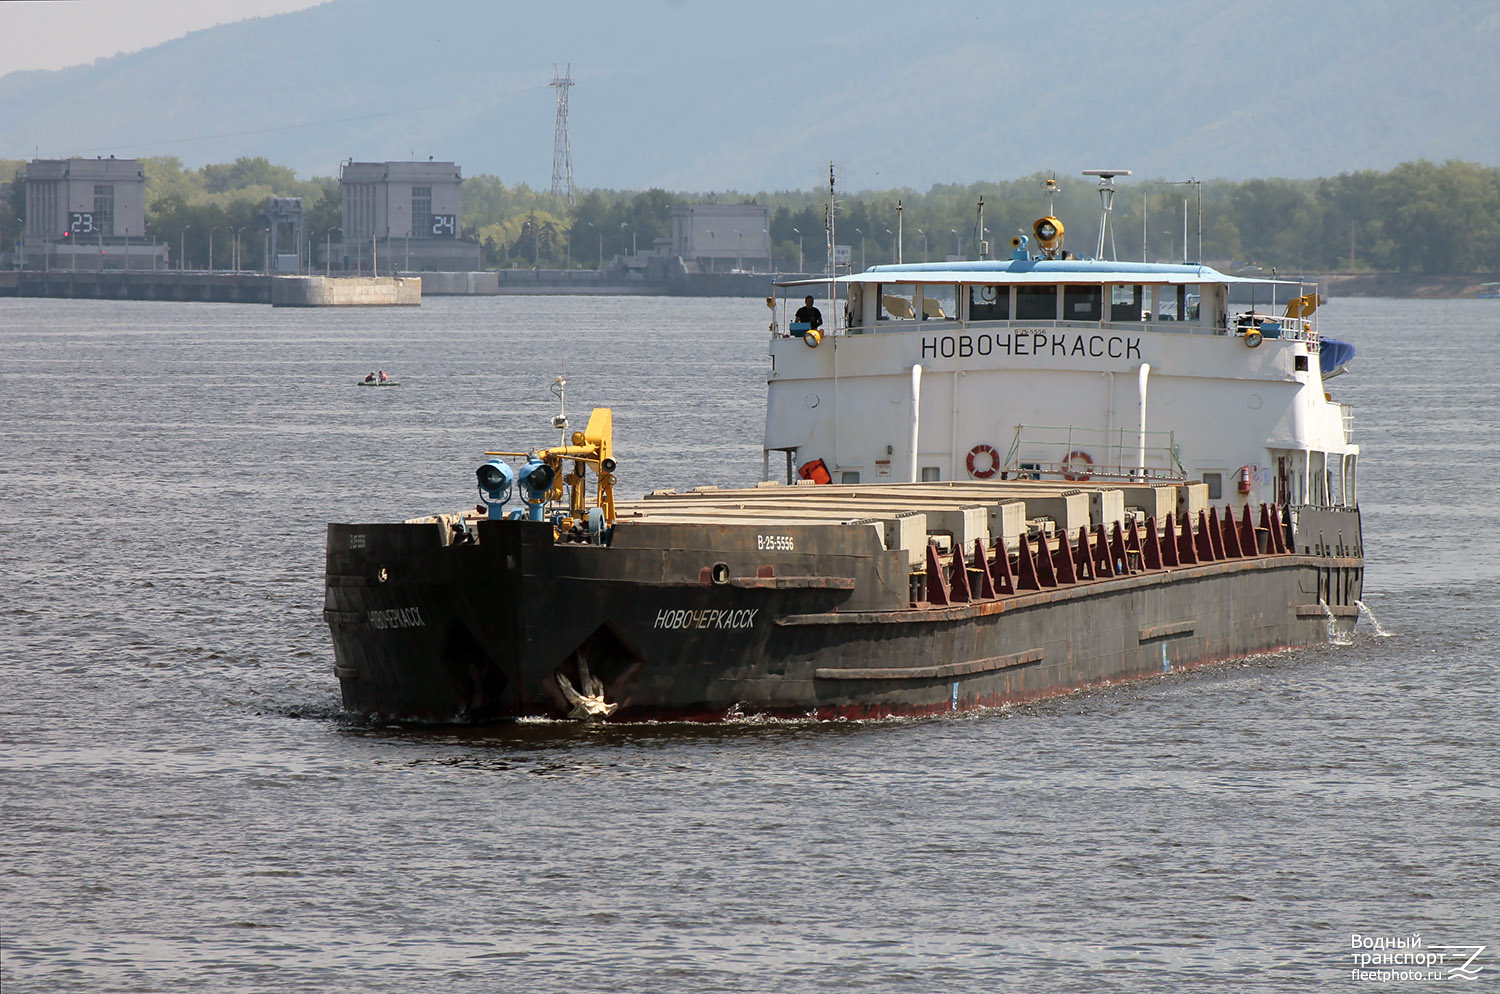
[1033,216,1065,258]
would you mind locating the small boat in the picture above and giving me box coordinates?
[357,378,401,387]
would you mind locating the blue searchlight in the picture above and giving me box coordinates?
[476,458,515,519]
[517,458,555,522]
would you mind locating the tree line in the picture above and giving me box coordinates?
[4,157,1498,275]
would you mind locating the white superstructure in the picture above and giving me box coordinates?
[765,201,1357,515]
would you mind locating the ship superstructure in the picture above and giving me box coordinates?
[766,174,1356,526]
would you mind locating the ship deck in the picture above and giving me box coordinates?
[616,478,1187,554]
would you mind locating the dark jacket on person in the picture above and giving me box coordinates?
[794,304,823,329]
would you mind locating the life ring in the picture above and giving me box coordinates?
[966,443,1000,479]
[1061,450,1093,481]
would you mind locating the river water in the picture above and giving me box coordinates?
[1,295,1496,992]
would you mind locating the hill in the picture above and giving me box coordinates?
[2,0,1498,191]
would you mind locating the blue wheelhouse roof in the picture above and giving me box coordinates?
[776,258,1308,288]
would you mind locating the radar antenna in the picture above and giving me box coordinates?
[1082,169,1131,260]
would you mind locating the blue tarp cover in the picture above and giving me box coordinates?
[1320,337,1356,375]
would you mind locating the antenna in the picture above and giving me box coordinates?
[549,65,576,205]
[976,194,987,259]
[826,162,836,317]
[1082,169,1131,260]
[550,374,569,445]
[1043,174,1061,216]
[1167,178,1203,263]
[896,199,903,264]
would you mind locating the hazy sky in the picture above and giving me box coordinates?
[1,0,325,73]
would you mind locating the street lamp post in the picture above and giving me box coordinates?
[325,227,341,276]
[208,227,216,272]
[181,225,190,271]
[917,229,927,262]
[231,227,245,271]
[951,229,960,258]
[792,227,803,272]
[587,222,602,269]
[732,229,742,271]
[394,204,408,273]
[854,228,864,271]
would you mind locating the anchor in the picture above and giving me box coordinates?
[555,654,618,720]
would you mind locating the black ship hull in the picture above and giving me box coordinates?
[324,505,1364,722]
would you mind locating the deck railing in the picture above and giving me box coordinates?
[1002,424,1186,482]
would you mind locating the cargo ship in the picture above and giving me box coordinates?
[324,172,1363,721]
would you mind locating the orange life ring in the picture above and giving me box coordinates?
[966,443,1000,479]
[1061,450,1093,481]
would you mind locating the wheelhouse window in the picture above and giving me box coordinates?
[1110,285,1145,321]
[1015,285,1057,321]
[923,284,957,321]
[969,284,1009,321]
[1063,285,1102,321]
[878,284,917,322]
[1184,286,1201,322]
[1158,284,1202,322]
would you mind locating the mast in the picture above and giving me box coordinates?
[826,162,836,323]
[977,194,986,259]
[1168,178,1203,262]
[896,199,903,265]
[1083,168,1131,260]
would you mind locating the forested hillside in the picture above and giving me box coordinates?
[4,157,1496,276]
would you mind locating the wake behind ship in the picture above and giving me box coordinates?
[324,172,1364,722]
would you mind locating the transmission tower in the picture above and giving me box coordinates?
[550,64,576,204]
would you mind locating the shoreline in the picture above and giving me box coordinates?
[3,269,1495,301]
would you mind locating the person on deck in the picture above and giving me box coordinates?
[794,295,823,329]
[364,372,376,383]
[377,371,388,383]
